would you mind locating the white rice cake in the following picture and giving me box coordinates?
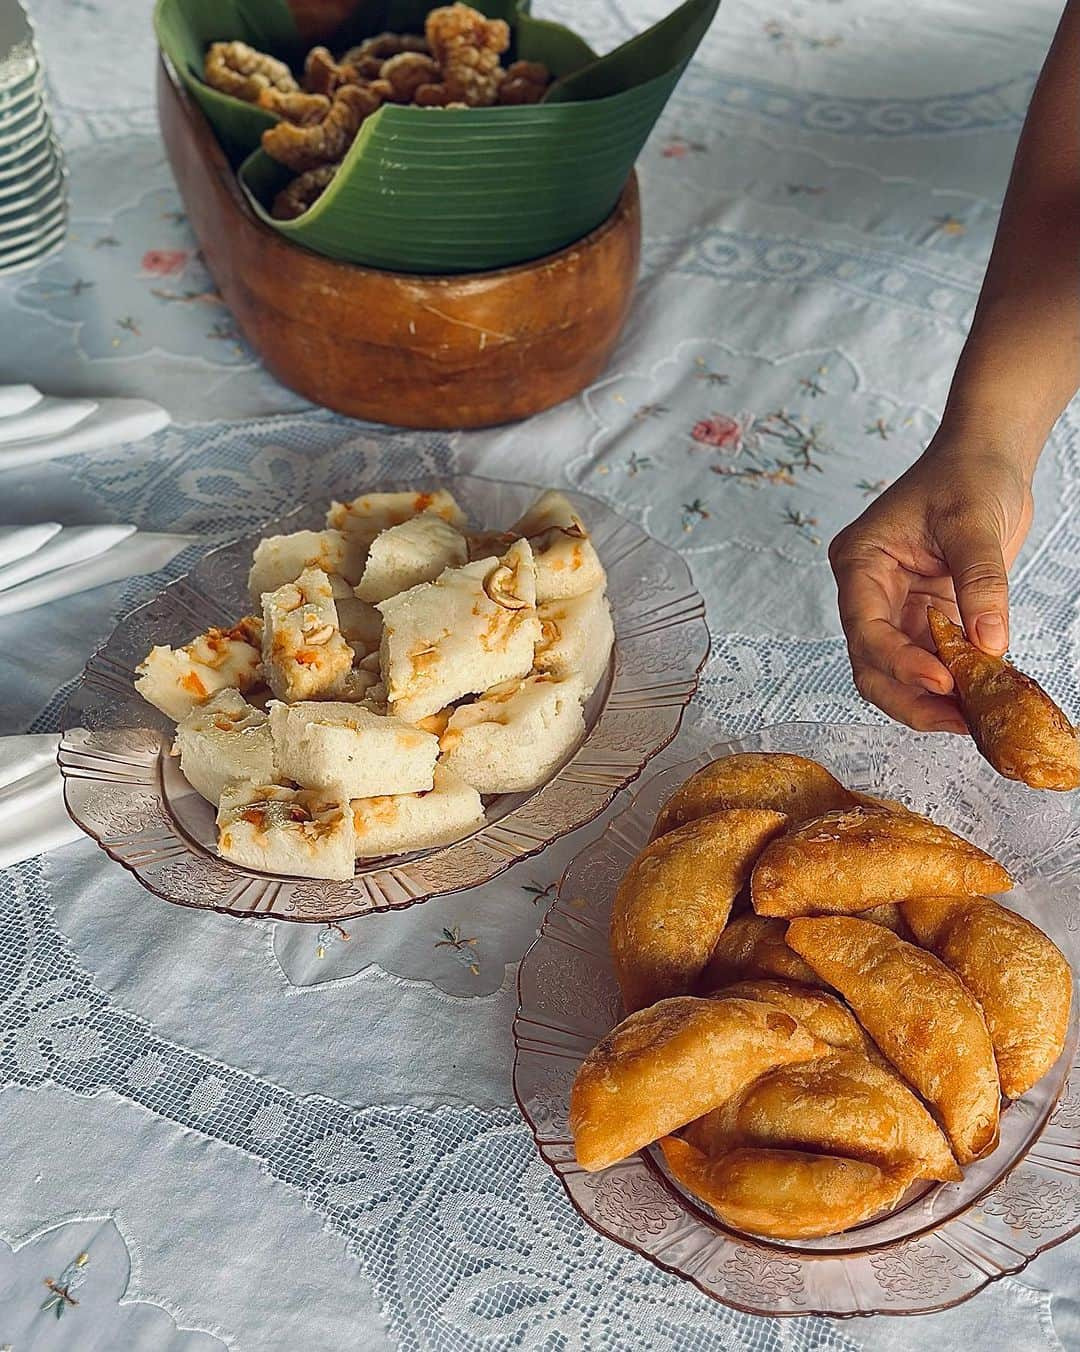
[511,490,606,601]
[534,586,614,697]
[377,539,540,724]
[352,765,484,858]
[330,666,383,704]
[174,688,276,805]
[217,782,355,880]
[136,617,263,722]
[326,489,467,574]
[334,593,382,653]
[248,529,354,601]
[262,567,354,703]
[439,674,586,794]
[269,700,438,799]
[354,513,468,603]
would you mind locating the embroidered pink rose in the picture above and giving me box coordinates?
[663,141,690,159]
[141,249,190,276]
[691,412,748,452]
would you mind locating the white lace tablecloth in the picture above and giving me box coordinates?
[2,0,1079,1347]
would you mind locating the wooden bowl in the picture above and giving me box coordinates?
[157,56,641,429]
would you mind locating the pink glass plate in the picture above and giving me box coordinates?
[58,474,708,923]
[513,720,1080,1317]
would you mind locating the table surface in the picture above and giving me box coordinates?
[2,1,1079,1349]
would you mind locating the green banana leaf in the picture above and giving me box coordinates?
[156,0,720,273]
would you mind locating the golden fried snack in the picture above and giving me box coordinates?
[683,1049,960,1182]
[342,32,430,65]
[699,914,826,990]
[651,753,857,842]
[859,903,914,938]
[928,607,1080,791]
[786,917,1001,1163]
[256,88,331,124]
[302,45,360,94]
[902,895,1072,1099]
[204,41,298,102]
[378,51,442,102]
[710,979,880,1059]
[262,83,383,173]
[417,3,511,107]
[659,1140,918,1239]
[498,59,550,105]
[570,995,828,1171]
[610,810,788,1012]
[851,791,911,814]
[751,805,1012,917]
[271,163,339,220]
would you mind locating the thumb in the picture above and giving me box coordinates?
[940,517,1010,654]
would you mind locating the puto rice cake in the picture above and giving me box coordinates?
[354,513,468,603]
[534,586,614,696]
[217,781,355,880]
[511,490,605,602]
[327,489,467,572]
[352,765,484,858]
[248,528,354,601]
[262,567,354,702]
[136,617,263,721]
[174,688,275,805]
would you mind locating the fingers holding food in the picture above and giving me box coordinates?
[610,810,788,1012]
[928,606,1079,790]
[786,917,1001,1163]
[751,805,1012,917]
[902,895,1072,1099]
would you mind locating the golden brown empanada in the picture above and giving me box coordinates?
[659,1139,918,1239]
[570,995,828,1171]
[698,914,826,990]
[683,1049,960,1181]
[651,752,856,841]
[752,806,1012,917]
[610,810,787,1012]
[928,607,1080,791]
[707,978,879,1058]
[786,917,1001,1163]
[902,895,1072,1099]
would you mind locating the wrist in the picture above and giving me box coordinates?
[926,409,1043,481]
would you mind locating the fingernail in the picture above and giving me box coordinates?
[917,674,949,695]
[974,614,1007,652]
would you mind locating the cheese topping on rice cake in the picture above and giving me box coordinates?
[269,699,438,799]
[354,513,468,603]
[326,489,467,574]
[217,782,355,880]
[377,539,541,724]
[510,490,605,601]
[534,586,614,697]
[136,616,263,721]
[174,688,276,805]
[352,765,484,858]
[262,567,354,702]
[248,528,354,601]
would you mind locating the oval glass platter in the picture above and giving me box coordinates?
[513,720,1080,1317]
[58,475,709,923]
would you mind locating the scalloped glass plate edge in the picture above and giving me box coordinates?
[57,473,710,923]
[512,720,1080,1318]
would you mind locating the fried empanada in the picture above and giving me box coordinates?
[659,1140,918,1239]
[610,810,788,1012]
[651,752,857,841]
[902,895,1073,1099]
[683,1049,960,1182]
[786,917,1001,1163]
[698,914,826,990]
[708,978,881,1059]
[752,806,1012,917]
[569,995,828,1171]
[928,607,1079,791]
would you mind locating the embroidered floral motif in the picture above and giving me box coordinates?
[40,1250,89,1320]
[434,925,480,975]
[315,920,351,960]
[521,879,556,904]
[681,498,711,532]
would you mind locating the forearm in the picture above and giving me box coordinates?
[938,0,1080,472]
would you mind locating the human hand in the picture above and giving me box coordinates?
[829,444,1034,731]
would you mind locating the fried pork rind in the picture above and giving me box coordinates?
[699,913,826,990]
[651,752,858,842]
[378,51,442,102]
[902,895,1073,1099]
[750,804,1013,917]
[262,83,384,173]
[659,1140,919,1240]
[683,1047,960,1183]
[342,32,430,66]
[569,995,829,1171]
[271,162,340,220]
[256,88,330,124]
[302,45,360,94]
[204,41,298,103]
[786,916,1001,1164]
[497,59,550,105]
[610,810,789,1013]
[417,3,511,108]
[928,606,1080,790]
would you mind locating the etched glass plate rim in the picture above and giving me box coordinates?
[57,472,710,923]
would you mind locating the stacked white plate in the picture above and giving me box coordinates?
[0,0,66,277]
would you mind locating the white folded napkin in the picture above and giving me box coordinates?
[0,528,193,617]
[0,734,81,869]
[0,391,169,469]
[0,383,41,417]
[0,520,60,566]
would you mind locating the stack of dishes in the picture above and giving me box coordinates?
[0,0,66,276]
